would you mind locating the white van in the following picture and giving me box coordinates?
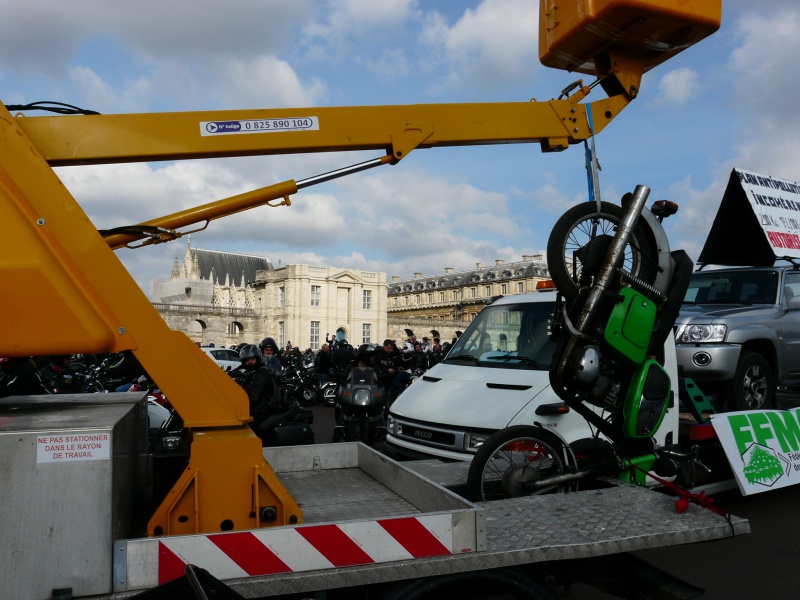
[384,291,679,462]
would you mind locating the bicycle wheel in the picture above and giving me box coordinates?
[467,425,575,502]
[546,201,657,303]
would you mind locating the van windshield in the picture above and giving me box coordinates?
[445,300,556,370]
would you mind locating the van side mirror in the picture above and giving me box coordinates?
[787,296,800,311]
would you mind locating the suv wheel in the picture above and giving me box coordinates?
[728,351,774,410]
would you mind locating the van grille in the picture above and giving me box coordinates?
[394,418,462,450]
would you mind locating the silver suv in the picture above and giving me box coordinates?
[674,265,800,411]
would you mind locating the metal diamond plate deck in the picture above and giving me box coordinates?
[225,464,748,598]
[278,467,420,522]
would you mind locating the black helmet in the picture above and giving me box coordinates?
[259,337,279,352]
[239,344,262,370]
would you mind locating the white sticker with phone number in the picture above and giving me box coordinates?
[200,116,319,136]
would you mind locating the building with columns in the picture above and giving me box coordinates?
[386,255,551,344]
[250,264,388,350]
[152,240,387,350]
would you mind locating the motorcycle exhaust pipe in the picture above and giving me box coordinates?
[555,186,650,387]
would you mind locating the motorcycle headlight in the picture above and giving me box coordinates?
[353,388,371,406]
[464,432,489,453]
[675,324,727,343]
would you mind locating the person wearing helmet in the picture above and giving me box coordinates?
[236,344,283,421]
[259,337,283,375]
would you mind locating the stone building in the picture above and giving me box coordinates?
[249,264,387,351]
[152,240,387,350]
[386,255,550,345]
[153,239,270,309]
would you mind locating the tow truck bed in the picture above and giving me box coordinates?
[110,444,747,598]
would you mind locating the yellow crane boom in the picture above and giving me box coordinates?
[0,0,721,537]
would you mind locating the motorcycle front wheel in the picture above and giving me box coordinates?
[299,385,317,407]
[467,425,576,502]
[546,201,658,303]
[345,419,363,443]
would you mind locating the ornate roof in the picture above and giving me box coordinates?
[175,239,273,286]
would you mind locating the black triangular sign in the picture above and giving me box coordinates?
[698,168,800,266]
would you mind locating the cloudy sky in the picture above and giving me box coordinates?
[2,0,798,298]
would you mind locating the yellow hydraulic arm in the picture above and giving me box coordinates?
[0,0,721,537]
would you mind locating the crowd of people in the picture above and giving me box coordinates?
[1,329,458,416]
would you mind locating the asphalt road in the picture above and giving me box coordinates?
[309,404,799,599]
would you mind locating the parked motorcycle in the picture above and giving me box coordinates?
[318,379,338,407]
[318,360,349,407]
[70,354,128,392]
[333,365,386,445]
[281,362,317,407]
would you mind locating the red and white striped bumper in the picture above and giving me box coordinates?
[115,512,476,592]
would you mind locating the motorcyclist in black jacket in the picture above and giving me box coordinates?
[259,337,284,375]
[410,342,430,373]
[237,344,283,422]
[315,343,332,386]
[329,339,356,382]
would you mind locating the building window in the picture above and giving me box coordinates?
[452,291,459,301]
[362,289,372,309]
[393,297,398,306]
[311,285,321,307]
[279,321,285,347]
[485,285,491,297]
[518,282,524,293]
[427,293,433,303]
[501,283,507,295]
[310,321,320,350]
[279,287,285,307]
[416,294,421,304]
[470,287,477,299]
[362,323,372,344]
[439,291,445,302]
[226,322,241,335]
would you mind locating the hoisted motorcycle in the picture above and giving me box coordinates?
[467,185,728,501]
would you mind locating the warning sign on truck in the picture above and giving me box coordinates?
[36,432,111,463]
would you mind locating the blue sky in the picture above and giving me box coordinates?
[2,0,798,297]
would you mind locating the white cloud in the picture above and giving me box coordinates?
[728,9,800,122]
[300,0,418,65]
[652,68,699,107]
[0,1,312,76]
[651,7,800,265]
[212,56,327,108]
[424,0,539,92]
